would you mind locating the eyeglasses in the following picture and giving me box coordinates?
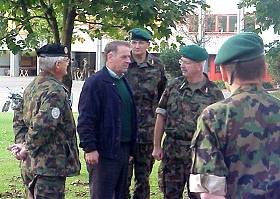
[56,57,70,65]
[179,59,195,65]
[59,57,70,62]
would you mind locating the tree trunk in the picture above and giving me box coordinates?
[62,2,77,93]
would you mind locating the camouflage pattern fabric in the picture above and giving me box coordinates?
[126,53,167,144]
[191,84,280,198]
[29,175,66,199]
[21,156,33,198]
[157,75,224,198]
[125,53,166,199]
[13,96,34,198]
[158,137,198,199]
[22,72,80,177]
[127,144,154,199]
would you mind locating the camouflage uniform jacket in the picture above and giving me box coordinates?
[13,96,33,187]
[156,74,224,143]
[13,97,27,144]
[22,73,80,177]
[190,84,280,198]
[126,52,167,143]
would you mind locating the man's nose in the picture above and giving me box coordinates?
[125,57,131,63]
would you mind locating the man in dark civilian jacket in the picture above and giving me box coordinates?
[77,40,137,199]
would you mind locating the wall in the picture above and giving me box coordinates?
[0,52,10,75]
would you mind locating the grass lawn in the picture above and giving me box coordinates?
[0,112,162,199]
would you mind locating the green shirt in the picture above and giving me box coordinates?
[112,77,134,142]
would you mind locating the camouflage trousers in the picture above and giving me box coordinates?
[126,143,155,199]
[158,136,199,199]
[20,156,34,199]
[28,175,66,199]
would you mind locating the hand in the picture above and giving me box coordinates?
[85,151,99,165]
[8,144,27,160]
[152,147,163,161]
[129,156,133,163]
[200,193,226,199]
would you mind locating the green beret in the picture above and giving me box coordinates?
[180,44,208,61]
[214,32,264,65]
[37,44,68,57]
[129,28,152,41]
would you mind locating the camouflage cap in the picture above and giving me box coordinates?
[180,44,208,61]
[214,32,264,65]
[129,28,152,41]
[37,44,68,57]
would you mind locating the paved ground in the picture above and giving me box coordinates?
[0,76,231,113]
[0,76,84,112]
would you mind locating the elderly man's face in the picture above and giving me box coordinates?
[56,57,70,76]
[179,57,203,78]
[108,45,131,75]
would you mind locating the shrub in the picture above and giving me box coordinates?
[213,80,225,89]
[262,82,273,90]
[160,48,181,79]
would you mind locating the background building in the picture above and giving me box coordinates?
[0,0,279,83]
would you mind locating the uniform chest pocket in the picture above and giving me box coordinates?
[190,96,214,117]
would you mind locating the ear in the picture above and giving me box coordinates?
[107,52,114,60]
[220,65,228,83]
[53,61,60,72]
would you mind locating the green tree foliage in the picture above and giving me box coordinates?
[159,47,181,80]
[266,42,280,84]
[240,0,280,84]
[240,0,280,34]
[243,12,256,32]
[213,80,225,90]
[0,0,206,89]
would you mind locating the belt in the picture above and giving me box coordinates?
[165,135,191,146]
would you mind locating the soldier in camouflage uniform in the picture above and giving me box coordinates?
[125,28,167,199]
[152,45,224,199]
[189,32,280,199]
[9,44,81,199]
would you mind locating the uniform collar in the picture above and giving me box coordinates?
[39,71,70,93]
[231,84,264,96]
[130,52,155,68]
[180,73,211,94]
[106,66,124,79]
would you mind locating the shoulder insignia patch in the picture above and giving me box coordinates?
[51,107,60,119]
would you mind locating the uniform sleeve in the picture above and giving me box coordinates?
[13,100,28,144]
[25,91,65,157]
[157,63,167,101]
[189,108,228,196]
[215,89,225,102]
[209,82,224,103]
[77,78,101,153]
[155,82,171,117]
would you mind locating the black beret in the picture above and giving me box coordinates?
[37,44,68,57]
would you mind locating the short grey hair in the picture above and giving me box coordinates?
[38,56,65,71]
[104,40,130,61]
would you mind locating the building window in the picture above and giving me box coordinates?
[218,16,227,32]
[205,14,237,33]
[205,15,216,32]
[229,16,237,32]
[188,15,199,32]
[215,65,221,73]
[244,13,256,32]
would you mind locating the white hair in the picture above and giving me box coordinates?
[38,56,65,71]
